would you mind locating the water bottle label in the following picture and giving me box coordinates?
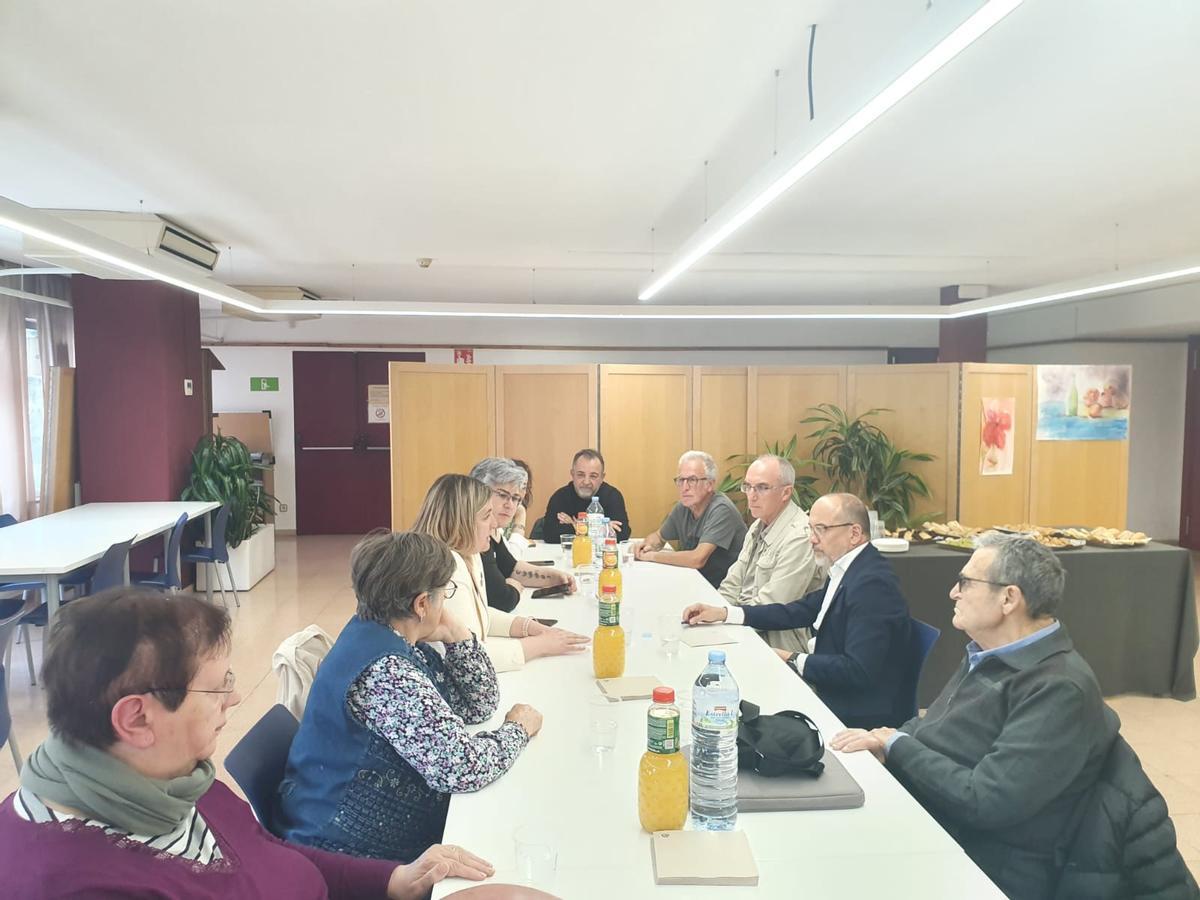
[695,704,737,731]
[647,708,679,753]
[598,599,620,626]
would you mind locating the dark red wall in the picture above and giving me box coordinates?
[938,285,988,363]
[72,277,206,504]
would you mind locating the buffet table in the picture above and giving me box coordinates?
[889,542,1198,705]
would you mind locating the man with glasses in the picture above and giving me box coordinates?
[830,533,1126,900]
[683,492,911,728]
[636,450,747,588]
[543,448,631,544]
[714,454,823,653]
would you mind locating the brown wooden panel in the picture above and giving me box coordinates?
[389,363,495,530]
[692,367,748,484]
[847,363,960,525]
[496,366,597,517]
[1030,440,1129,529]
[749,367,846,493]
[959,363,1034,528]
[599,365,692,535]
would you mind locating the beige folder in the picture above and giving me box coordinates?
[596,676,662,700]
[650,829,759,885]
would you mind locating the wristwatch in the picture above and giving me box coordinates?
[785,652,802,674]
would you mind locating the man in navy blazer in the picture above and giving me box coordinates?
[683,493,912,728]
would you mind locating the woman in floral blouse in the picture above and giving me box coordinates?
[277,530,543,862]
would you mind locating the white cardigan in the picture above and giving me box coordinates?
[446,550,526,672]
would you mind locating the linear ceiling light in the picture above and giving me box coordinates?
[638,0,1025,301]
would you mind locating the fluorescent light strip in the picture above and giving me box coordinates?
[0,212,262,313]
[638,0,1024,301]
[269,306,944,320]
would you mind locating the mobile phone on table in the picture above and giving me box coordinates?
[531,584,570,599]
[533,617,559,627]
[527,559,555,566]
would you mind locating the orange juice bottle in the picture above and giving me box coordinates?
[592,584,625,679]
[638,686,688,831]
[597,537,622,600]
[572,514,593,568]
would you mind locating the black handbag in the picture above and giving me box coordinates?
[736,700,825,778]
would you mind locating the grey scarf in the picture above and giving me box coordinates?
[20,732,215,835]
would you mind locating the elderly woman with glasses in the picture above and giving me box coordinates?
[0,586,493,899]
[469,457,575,613]
[413,473,589,673]
[277,530,543,865]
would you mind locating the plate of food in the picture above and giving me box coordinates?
[885,527,938,544]
[1055,527,1151,547]
[935,537,977,552]
[922,520,980,541]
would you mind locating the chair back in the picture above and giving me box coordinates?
[224,704,299,834]
[529,516,544,541]
[0,514,16,529]
[210,505,232,563]
[902,618,941,721]
[91,537,137,595]
[0,597,35,761]
[163,513,189,589]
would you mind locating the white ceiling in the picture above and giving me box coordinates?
[1,0,1198,317]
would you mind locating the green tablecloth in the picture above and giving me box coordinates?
[887,542,1198,706]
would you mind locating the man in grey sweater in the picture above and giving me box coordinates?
[832,533,1119,900]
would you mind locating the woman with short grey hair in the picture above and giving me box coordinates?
[469,458,574,613]
[278,529,543,863]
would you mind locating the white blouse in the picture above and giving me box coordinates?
[445,550,525,672]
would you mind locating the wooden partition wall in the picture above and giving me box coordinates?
[390,362,1129,534]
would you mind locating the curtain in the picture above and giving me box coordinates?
[0,295,35,519]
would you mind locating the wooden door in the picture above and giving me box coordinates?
[599,365,692,535]
[389,363,496,530]
[693,367,749,486]
[496,366,597,528]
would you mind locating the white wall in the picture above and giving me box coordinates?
[209,347,298,532]
[988,341,1189,540]
[204,345,890,532]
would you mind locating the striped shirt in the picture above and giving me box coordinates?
[12,787,223,865]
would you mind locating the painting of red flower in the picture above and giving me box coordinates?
[980,397,1015,476]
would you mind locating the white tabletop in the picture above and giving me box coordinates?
[433,546,1003,898]
[0,501,219,577]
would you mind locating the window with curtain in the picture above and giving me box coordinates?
[25,315,44,500]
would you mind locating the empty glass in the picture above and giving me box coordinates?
[513,824,557,888]
[658,613,682,659]
[588,695,618,752]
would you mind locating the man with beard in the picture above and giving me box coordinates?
[542,448,631,544]
[682,492,913,728]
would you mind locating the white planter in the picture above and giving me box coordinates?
[195,524,275,592]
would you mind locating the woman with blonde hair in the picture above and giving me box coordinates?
[412,474,588,672]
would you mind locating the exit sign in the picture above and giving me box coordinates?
[250,377,279,392]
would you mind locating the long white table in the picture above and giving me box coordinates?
[433,547,1004,898]
[0,501,221,622]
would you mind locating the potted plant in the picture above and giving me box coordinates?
[800,403,936,530]
[719,436,821,522]
[182,432,277,592]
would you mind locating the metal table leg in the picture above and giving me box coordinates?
[46,574,60,630]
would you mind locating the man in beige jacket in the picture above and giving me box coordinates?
[717,454,824,653]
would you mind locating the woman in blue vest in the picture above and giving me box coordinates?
[277,530,543,862]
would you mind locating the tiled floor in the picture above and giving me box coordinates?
[3,536,1198,883]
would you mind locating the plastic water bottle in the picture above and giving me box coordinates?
[689,649,739,831]
[587,496,605,563]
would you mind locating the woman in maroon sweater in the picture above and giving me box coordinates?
[0,587,494,899]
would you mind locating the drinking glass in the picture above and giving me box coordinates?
[513,824,558,888]
[658,613,682,659]
[588,695,618,752]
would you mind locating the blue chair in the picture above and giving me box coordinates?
[131,513,189,592]
[17,535,136,684]
[224,704,299,834]
[902,618,941,722]
[181,505,240,609]
[1,596,37,769]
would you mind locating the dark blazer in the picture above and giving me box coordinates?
[887,626,1119,900]
[741,542,912,728]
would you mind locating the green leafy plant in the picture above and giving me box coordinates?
[718,435,821,522]
[181,433,275,548]
[800,403,935,529]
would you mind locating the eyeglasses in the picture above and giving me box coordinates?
[740,482,783,495]
[954,574,1008,593]
[673,476,712,487]
[810,522,853,537]
[438,581,458,600]
[148,670,237,697]
[491,488,523,505]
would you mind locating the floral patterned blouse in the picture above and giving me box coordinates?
[346,637,528,793]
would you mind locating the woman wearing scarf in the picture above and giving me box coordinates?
[0,585,492,898]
